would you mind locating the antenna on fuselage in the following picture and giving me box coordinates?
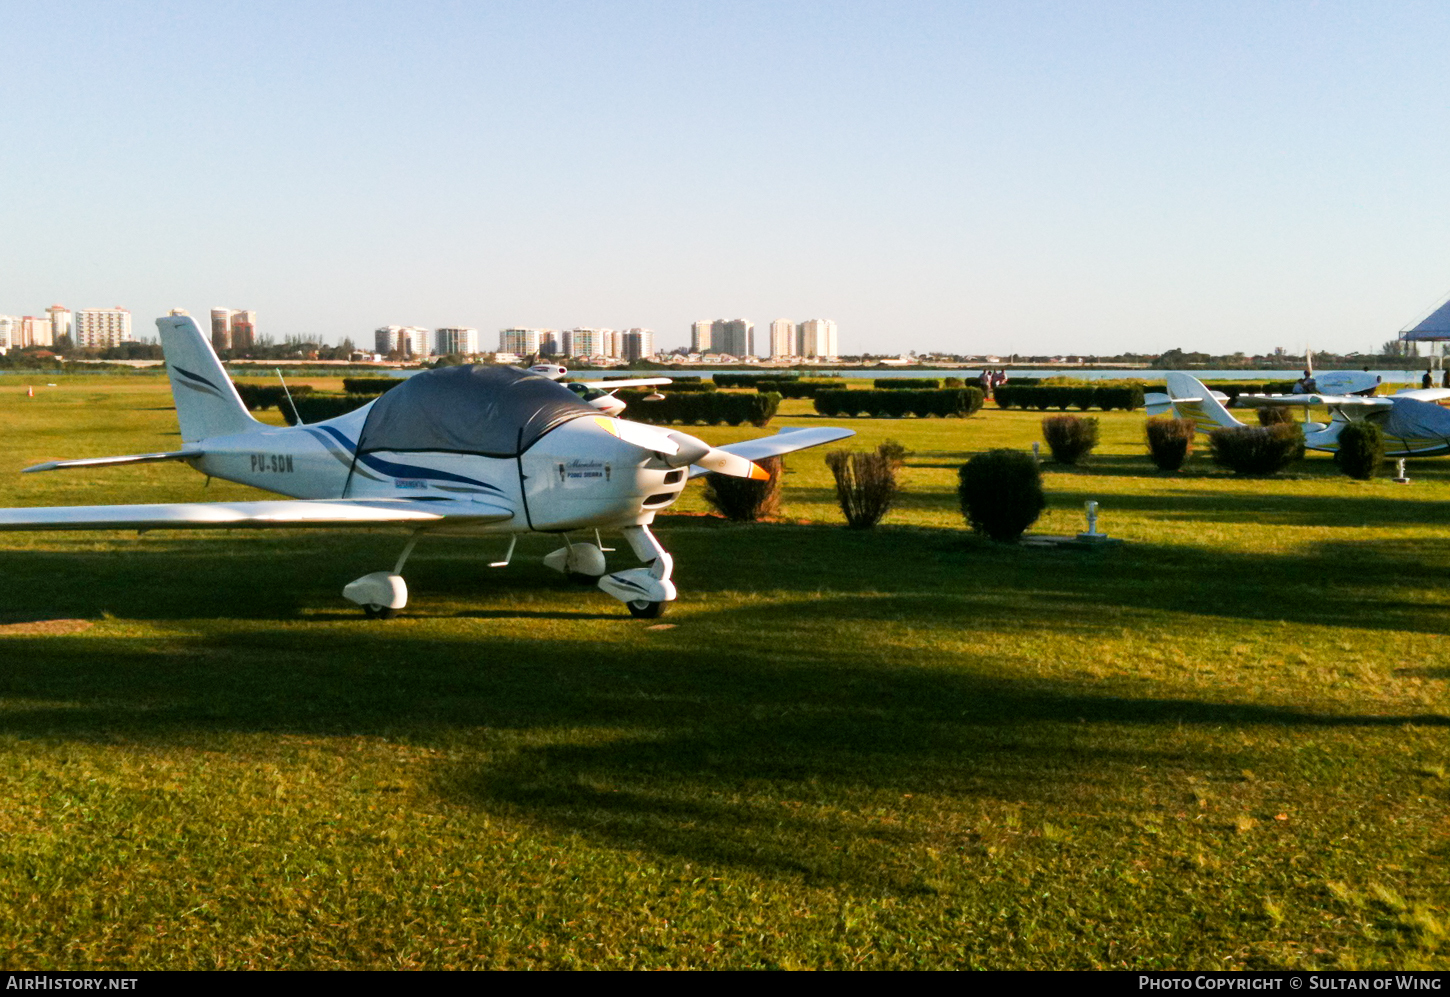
[276,368,302,426]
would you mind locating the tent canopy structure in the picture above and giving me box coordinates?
[1401,290,1450,342]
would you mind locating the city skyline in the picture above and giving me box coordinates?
[5,3,1450,356]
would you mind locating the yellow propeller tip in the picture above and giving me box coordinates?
[593,416,619,437]
[748,463,770,481]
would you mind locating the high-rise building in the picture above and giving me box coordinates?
[0,316,15,352]
[691,320,712,354]
[769,319,795,359]
[74,308,132,348]
[620,328,654,363]
[210,307,256,351]
[375,325,430,357]
[47,305,72,345]
[210,308,234,350]
[18,315,53,348]
[538,330,560,355]
[796,318,838,359]
[435,327,479,355]
[566,328,609,358]
[711,319,754,358]
[231,310,257,350]
[499,328,543,356]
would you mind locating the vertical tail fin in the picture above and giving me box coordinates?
[156,315,259,442]
[1164,372,1246,435]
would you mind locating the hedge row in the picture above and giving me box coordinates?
[872,378,941,390]
[814,388,984,418]
[750,378,843,399]
[714,373,797,388]
[992,384,1145,411]
[342,377,405,396]
[654,380,716,392]
[285,393,373,425]
[615,390,781,427]
[234,383,315,411]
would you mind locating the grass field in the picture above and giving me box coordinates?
[0,375,1447,970]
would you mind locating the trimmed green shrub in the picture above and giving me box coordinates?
[1337,421,1384,480]
[342,377,405,396]
[873,378,941,389]
[288,393,374,425]
[1041,415,1099,464]
[825,445,899,529]
[616,390,780,427]
[944,377,964,388]
[1257,406,1296,426]
[703,456,783,521]
[1209,424,1305,475]
[994,384,1144,411]
[234,383,314,411]
[1145,417,1196,471]
[812,388,983,418]
[958,450,1046,542]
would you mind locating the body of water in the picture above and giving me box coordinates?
[608,367,1442,385]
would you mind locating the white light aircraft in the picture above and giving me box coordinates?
[1,316,854,618]
[1153,371,1450,457]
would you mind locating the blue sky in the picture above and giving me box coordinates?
[3,0,1449,355]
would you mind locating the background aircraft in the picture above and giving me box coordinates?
[1,317,853,618]
[1154,372,1450,457]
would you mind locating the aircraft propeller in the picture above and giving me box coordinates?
[593,417,769,480]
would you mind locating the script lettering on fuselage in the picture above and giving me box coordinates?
[249,453,295,474]
[560,460,611,484]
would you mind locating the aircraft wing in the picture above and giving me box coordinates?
[578,378,673,390]
[0,497,513,532]
[687,427,855,478]
[24,450,200,473]
[1233,393,1392,409]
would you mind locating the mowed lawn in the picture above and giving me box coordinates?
[0,375,1447,970]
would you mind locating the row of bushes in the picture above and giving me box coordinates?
[993,384,1146,411]
[713,373,801,388]
[872,378,942,390]
[813,388,985,418]
[615,390,781,427]
[235,382,315,411]
[286,393,373,425]
[748,378,847,398]
[342,377,404,396]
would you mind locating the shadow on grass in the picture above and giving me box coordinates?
[0,600,1444,890]
[1051,485,1450,528]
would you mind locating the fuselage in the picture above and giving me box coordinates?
[188,404,687,534]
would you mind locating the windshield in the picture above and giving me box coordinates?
[355,365,597,457]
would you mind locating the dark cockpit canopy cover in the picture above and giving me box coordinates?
[356,365,597,457]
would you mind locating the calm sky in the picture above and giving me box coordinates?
[4,0,1449,356]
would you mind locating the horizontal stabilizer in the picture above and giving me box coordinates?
[687,426,855,479]
[24,450,199,474]
[0,497,513,532]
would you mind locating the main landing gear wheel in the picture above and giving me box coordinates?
[363,604,398,620]
[627,599,667,620]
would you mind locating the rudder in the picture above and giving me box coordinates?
[1165,372,1245,435]
[156,315,258,442]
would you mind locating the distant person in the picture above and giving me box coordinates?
[1293,369,1317,394]
[1423,371,1434,389]
[978,370,992,396]
[1442,370,1449,389]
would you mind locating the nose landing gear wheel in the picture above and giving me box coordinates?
[363,604,398,620]
[626,599,667,620]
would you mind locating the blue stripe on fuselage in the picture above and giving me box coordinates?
[312,425,504,493]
